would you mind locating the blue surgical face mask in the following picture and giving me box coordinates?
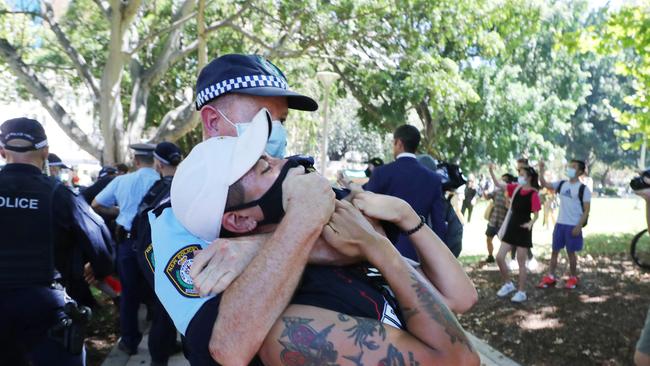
[218,108,287,158]
[266,121,287,158]
[217,108,251,137]
[517,176,527,185]
[567,168,577,179]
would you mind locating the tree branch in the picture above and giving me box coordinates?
[127,10,198,56]
[91,0,111,20]
[148,101,197,143]
[0,38,101,159]
[329,60,383,121]
[0,10,41,17]
[41,0,101,103]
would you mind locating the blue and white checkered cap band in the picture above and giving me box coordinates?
[195,74,288,109]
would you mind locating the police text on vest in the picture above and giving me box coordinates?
[0,196,39,209]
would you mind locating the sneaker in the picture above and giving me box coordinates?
[486,255,495,263]
[526,257,539,271]
[537,275,557,288]
[508,259,519,271]
[511,291,527,303]
[497,282,516,297]
[565,276,579,289]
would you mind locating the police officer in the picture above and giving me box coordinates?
[92,143,160,355]
[132,141,183,366]
[0,117,114,365]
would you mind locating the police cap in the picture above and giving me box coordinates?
[98,166,118,178]
[0,117,48,152]
[365,157,384,167]
[154,142,182,166]
[195,54,318,112]
[129,143,156,156]
[48,153,71,170]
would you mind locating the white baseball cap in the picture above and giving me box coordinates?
[170,108,271,242]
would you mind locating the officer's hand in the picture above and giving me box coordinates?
[190,236,264,297]
[282,168,335,227]
[83,263,97,285]
[322,200,386,259]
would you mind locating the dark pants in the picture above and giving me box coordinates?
[148,296,178,363]
[510,247,534,260]
[117,238,144,350]
[0,286,86,366]
[461,201,474,222]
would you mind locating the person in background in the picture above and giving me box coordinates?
[461,176,478,223]
[537,160,591,289]
[484,173,516,263]
[92,144,161,355]
[0,118,114,365]
[132,141,184,366]
[509,157,538,270]
[363,124,447,261]
[490,163,541,303]
[48,153,71,183]
[364,157,384,178]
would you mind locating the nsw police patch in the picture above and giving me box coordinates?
[144,243,155,273]
[165,245,200,298]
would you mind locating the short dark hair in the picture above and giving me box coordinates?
[501,173,516,183]
[517,158,529,167]
[393,125,421,153]
[134,154,154,165]
[225,180,246,210]
[571,159,587,174]
[115,163,129,174]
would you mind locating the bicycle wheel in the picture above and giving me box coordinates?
[631,229,650,270]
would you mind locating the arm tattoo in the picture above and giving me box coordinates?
[278,316,339,366]
[401,307,420,322]
[378,344,420,366]
[408,272,473,352]
[338,314,386,351]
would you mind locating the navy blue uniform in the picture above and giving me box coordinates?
[0,163,114,365]
[184,264,404,365]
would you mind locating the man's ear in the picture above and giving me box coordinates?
[201,105,221,138]
[221,210,258,234]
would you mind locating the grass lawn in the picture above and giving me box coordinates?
[459,197,646,262]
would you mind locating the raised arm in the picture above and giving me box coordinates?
[353,192,477,313]
[538,161,554,190]
[320,201,479,364]
[489,163,507,189]
[207,170,335,365]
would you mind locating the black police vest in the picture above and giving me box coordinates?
[0,170,57,287]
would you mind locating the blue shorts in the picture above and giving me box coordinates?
[552,223,584,252]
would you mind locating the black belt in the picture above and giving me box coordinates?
[115,225,132,242]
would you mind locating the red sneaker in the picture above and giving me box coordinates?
[537,275,557,288]
[565,276,579,289]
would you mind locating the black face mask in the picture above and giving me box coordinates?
[225,156,315,226]
[365,168,372,178]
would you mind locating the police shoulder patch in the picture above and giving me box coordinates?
[165,244,200,298]
[144,243,155,273]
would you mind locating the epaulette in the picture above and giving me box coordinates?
[152,195,171,218]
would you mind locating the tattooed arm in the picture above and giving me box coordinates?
[259,305,450,366]
[318,201,480,364]
[353,192,478,313]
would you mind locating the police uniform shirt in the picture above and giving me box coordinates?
[95,167,160,231]
[0,164,114,284]
[149,206,213,335]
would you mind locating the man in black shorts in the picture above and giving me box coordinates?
[153,113,479,365]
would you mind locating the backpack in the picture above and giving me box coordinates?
[436,162,467,192]
[556,180,589,227]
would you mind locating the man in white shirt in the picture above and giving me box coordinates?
[537,159,591,289]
